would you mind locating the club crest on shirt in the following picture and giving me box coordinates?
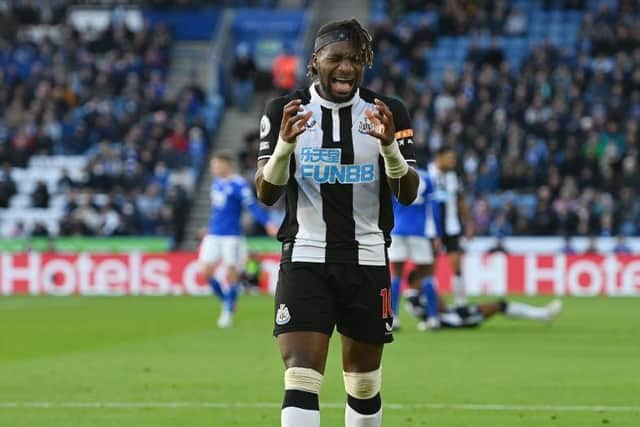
[260,115,271,139]
[276,304,291,325]
[305,118,317,130]
[358,117,375,134]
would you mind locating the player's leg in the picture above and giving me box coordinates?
[448,242,467,305]
[420,265,441,328]
[499,299,563,321]
[406,236,438,325]
[336,265,393,427]
[342,337,384,427]
[418,273,450,330]
[279,332,329,427]
[198,235,224,300]
[474,301,503,320]
[275,262,337,427]
[403,268,425,318]
[217,237,247,327]
[437,299,563,330]
[388,236,409,326]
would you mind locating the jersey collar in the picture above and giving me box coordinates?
[309,83,360,109]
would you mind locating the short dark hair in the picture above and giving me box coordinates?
[307,18,374,77]
[211,150,235,164]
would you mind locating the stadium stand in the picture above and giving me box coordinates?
[0,3,227,246]
[361,0,640,237]
[2,0,639,243]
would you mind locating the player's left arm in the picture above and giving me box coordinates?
[365,97,419,206]
[241,183,279,237]
[457,189,474,240]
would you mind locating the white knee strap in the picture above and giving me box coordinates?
[284,367,323,394]
[343,368,381,400]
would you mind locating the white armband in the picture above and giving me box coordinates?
[380,140,409,179]
[262,136,296,186]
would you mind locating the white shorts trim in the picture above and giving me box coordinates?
[388,236,434,264]
[198,235,247,269]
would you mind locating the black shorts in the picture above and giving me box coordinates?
[440,305,485,328]
[441,235,462,253]
[273,262,394,344]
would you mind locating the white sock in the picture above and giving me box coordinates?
[505,301,550,321]
[453,274,467,305]
[282,406,320,427]
[345,404,382,427]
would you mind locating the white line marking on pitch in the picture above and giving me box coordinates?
[0,402,638,413]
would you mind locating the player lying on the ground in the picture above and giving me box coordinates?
[402,271,563,330]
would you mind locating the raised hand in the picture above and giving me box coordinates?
[365,98,396,146]
[280,99,313,144]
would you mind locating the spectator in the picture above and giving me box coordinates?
[169,117,189,154]
[31,222,50,237]
[188,126,206,173]
[486,236,509,254]
[504,7,528,36]
[0,162,17,208]
[271,44,299,95]
[231,42,257,112]
[561,235,577,254]
[241,251,262,295]
[137,183,164,235]
[612,234,632,254]
[56,168,77,194]
[97,204,121,236]
[584,236,599,254]
[31,181,50,208]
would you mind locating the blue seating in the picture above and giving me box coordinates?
[231,9,307,71]
[144,8,221,40]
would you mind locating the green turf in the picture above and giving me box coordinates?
[1,295,639,426]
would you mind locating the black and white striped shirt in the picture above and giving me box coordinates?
[425,163,463,237]
[258,84,415,266]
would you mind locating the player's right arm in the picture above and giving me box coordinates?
[255,99,311,206]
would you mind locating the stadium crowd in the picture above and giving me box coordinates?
[362,0,640,237]
[3,1,640,242]
[0,5,210,245]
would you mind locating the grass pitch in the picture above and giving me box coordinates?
[1,295,639,426]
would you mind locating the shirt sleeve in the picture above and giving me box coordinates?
[240,181,270,227]
[257,97,287,161]
[386,97,416,164]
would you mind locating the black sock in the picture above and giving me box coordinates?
[347,393,381,415]
[282,389,319,410]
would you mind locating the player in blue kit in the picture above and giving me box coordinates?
[388,168,442,330]
[198,151,278,328]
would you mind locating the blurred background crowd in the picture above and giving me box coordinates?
[1,0,639,247]
[361,0,640,238]
[0,1,210,245]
